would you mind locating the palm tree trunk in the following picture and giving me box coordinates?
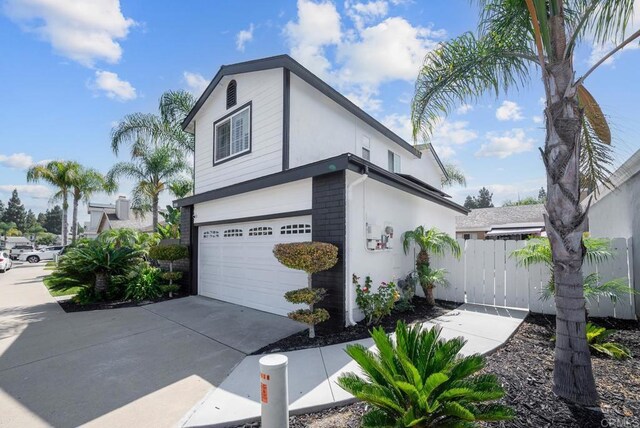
[95,272,108,294]
[423,286,435,306]
[71,195,79,244]
[544,53,598,405]
[61,192,69,246]
[152,195,159,232]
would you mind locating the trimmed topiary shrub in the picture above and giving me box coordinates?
[273,241,338,338]
[149,244,189,287]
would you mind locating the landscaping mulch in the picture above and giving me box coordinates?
[57,293,188,312]
[251,298,460,355]
[240,314,639,427]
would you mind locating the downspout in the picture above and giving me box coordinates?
[345,165,368,326]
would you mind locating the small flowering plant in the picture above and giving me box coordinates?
[353,274,400,325]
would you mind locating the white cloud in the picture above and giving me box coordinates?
[0,153,34,169]
[456,104,473,115]
[586,1,640,66]
[183,71,208,96]
[532,115,543,124]
[345,0,389,30]
[92,70,136,101]
[284,0,445,112]
[476,129,534,159]
[382,114,478,159]
[3,0,135,67]
[284,0,342,80]
[0,184,51,199]
[236,23,254,52]
[496,100,524,121]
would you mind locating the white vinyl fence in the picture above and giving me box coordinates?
[431,237,635,319]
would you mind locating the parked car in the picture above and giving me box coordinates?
[18,247,64,264]
[9,244,35,260]
[0,251,13,272]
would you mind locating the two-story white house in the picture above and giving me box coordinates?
[175,55,467,330]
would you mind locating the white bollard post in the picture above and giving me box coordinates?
[259,354,289,428]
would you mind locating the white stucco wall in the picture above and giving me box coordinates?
[193,68,284,194]
[345,170,457,322]
[289,74,444,188]
[193,179,312,224]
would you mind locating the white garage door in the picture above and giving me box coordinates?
[198,215,312,316]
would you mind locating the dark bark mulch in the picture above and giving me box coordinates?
[483,313,640,428]
[251,298,460,355]
[242,314,639,427]
[57,293,188,313]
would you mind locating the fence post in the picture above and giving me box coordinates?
[260,354,289,428]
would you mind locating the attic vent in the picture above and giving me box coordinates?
[226,80,237,109]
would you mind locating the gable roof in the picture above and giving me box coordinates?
[182,54,425,159]
[456,204,546,231]
[97,211,161,233]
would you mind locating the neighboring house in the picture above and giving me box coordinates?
[456,205,546,240]
[587,149,640,317]
[174,54,467,330]
[94,196,159,234]
[1,236,32,250]
[85,201,116,238]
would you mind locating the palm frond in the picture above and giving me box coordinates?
[441,163,467,188]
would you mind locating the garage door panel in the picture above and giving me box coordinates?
[198,216,312,316]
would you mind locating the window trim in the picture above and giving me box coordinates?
[213,101,252,166]
[388,150,401,173]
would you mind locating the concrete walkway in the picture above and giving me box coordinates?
[181,303,528,427]
[0,264,304,428]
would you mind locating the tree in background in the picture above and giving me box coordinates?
[441,163,467,188]
[107,143,189,231]
[168,179,194,199]
[0,222,17,239]
[463,187,494,209]
[411,0,639,405]
[503,186,548,206]
[27,161,78,246]
[38,206,63,235]
[69,166,113,243]
[538,186,547,202]
[0,200,5,220]
[2,190,27,231]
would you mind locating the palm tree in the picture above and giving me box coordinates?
[168,179,194,199]
[107,143,189,231]
[111,89,196,158]
[411,0,639,405]
[511,237,633,302]
[69,166,114,243]
[441,163,467,187]
[27,160,78,246]
[402,226,460,305]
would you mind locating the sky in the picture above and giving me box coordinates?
[0,0,639,226]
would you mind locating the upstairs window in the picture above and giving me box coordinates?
[388,150,401,173]
[214,104,251,163]
[226,80,237,109]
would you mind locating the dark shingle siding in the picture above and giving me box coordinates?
[312,171,346,332]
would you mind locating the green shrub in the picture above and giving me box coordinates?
[338,321,514,427]
[273,242,338,274]
[73,287,100,305]
[161,271,183,282]
[273,241,339,338]
[149,244,189,261]
[353,275,399,325]
[586,322,632,359]
[160,284,180,296]
[124,265,163,302]
[288,308,330,325]
[284,288,326,305]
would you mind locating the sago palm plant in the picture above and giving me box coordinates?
[338,321,514,427]
[586,322,631,360]
[402,226,460,305]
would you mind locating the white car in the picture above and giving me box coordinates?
[18,247,63,264]
[0,252,13,272]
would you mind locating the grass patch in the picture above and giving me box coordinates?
[44,261,57,270]
[43,276,83,297]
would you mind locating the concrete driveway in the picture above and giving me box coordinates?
[0,263,304,428]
